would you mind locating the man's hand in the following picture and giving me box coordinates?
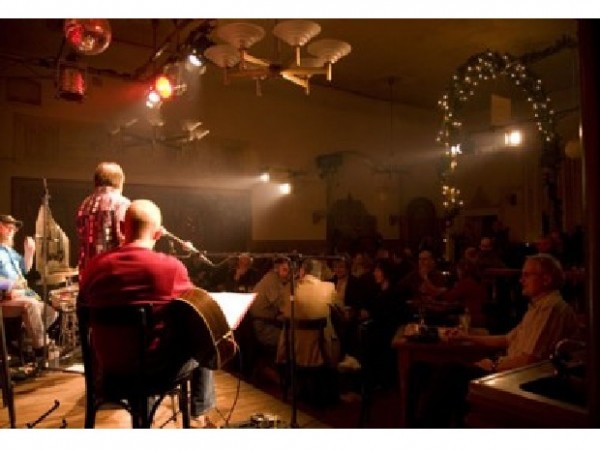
[24,236,36,254]
[474,358,495,372]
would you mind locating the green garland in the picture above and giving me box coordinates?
[437,50,560,223]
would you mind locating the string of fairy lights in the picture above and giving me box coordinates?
[436,49,560,223]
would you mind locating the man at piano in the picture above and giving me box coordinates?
[78,199,217,428]
[0,214,58,365]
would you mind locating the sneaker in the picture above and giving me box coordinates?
[337,355,362,372]
[191,415,218,429]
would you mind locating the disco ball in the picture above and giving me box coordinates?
[64,19,112,56]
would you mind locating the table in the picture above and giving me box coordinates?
[391,326,490,427]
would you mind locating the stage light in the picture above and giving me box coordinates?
[278,183,292,195]
[146,89,162,109]
[504,129,522,147]
[155,75,173,99]
[188,51,205,67]
[56,63,86,101]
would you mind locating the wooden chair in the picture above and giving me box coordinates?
[76,302,197,428]
[2,316,26,367]
[0,307,16,428]
[277,317,331,405]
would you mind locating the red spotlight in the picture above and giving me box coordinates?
[155,75,173,99]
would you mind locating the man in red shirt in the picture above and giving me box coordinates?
[79,199,216,427]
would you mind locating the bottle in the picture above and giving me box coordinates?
[459,308,471,333]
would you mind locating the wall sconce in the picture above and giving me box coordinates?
[259,172,270,183]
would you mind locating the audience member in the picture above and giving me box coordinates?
[277,258,337,366]
[329,257,364,371]
[218,253,260,293]
[440,259,487,328]
[398,249,448,323]
[249,256,291,351]
[361,258,407,387]
[476,236,506,271]
[414,253,579,427]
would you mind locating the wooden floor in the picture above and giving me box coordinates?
[0,368,328,429]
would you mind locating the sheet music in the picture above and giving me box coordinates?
[209,292,256,330]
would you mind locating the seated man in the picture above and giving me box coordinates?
[414,253,579,427]
[0,214,58,364]
[78,200,216,428]
[277,258,337,367]
[250,256,291,351]
[217,253,260,293]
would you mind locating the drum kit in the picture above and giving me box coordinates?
[46,270,79,352]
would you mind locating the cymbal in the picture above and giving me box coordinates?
[36,268,78,285]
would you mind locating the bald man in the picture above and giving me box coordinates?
[79,199,216,427]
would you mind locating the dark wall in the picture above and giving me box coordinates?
[10,177,252,267]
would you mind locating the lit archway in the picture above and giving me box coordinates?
[436,49,562,230]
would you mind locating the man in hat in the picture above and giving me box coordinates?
[0,214,58,362]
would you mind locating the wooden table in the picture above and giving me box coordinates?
[391,327,490,427]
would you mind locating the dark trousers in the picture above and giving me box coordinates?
[410,361,489,428]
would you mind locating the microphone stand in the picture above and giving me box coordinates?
[40,179,50,363]
[160,228,217,268]
[28,179,62,428]
[288,255,299,428]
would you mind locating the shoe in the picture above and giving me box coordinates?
[337,355,362,372]
[191,415,218,428]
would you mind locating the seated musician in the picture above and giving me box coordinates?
[0,214,58,366]
[78,200,217,428]
[414,253,580,427]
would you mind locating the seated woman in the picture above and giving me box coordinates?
[361,259,408,388]
[440,259,488,329]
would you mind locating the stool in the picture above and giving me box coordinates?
[2,316,26,366]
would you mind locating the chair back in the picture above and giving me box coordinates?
[77,300,196,428]
[279,317,329,367]
[77,303,156,395]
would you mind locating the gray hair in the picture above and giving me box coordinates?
[526,253,565,290]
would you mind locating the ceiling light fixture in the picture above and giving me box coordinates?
[64,19,112,56]
[203,20,351,95]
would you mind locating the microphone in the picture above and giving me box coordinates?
[161,227,215,267]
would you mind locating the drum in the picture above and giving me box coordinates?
[49,284,79,311]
